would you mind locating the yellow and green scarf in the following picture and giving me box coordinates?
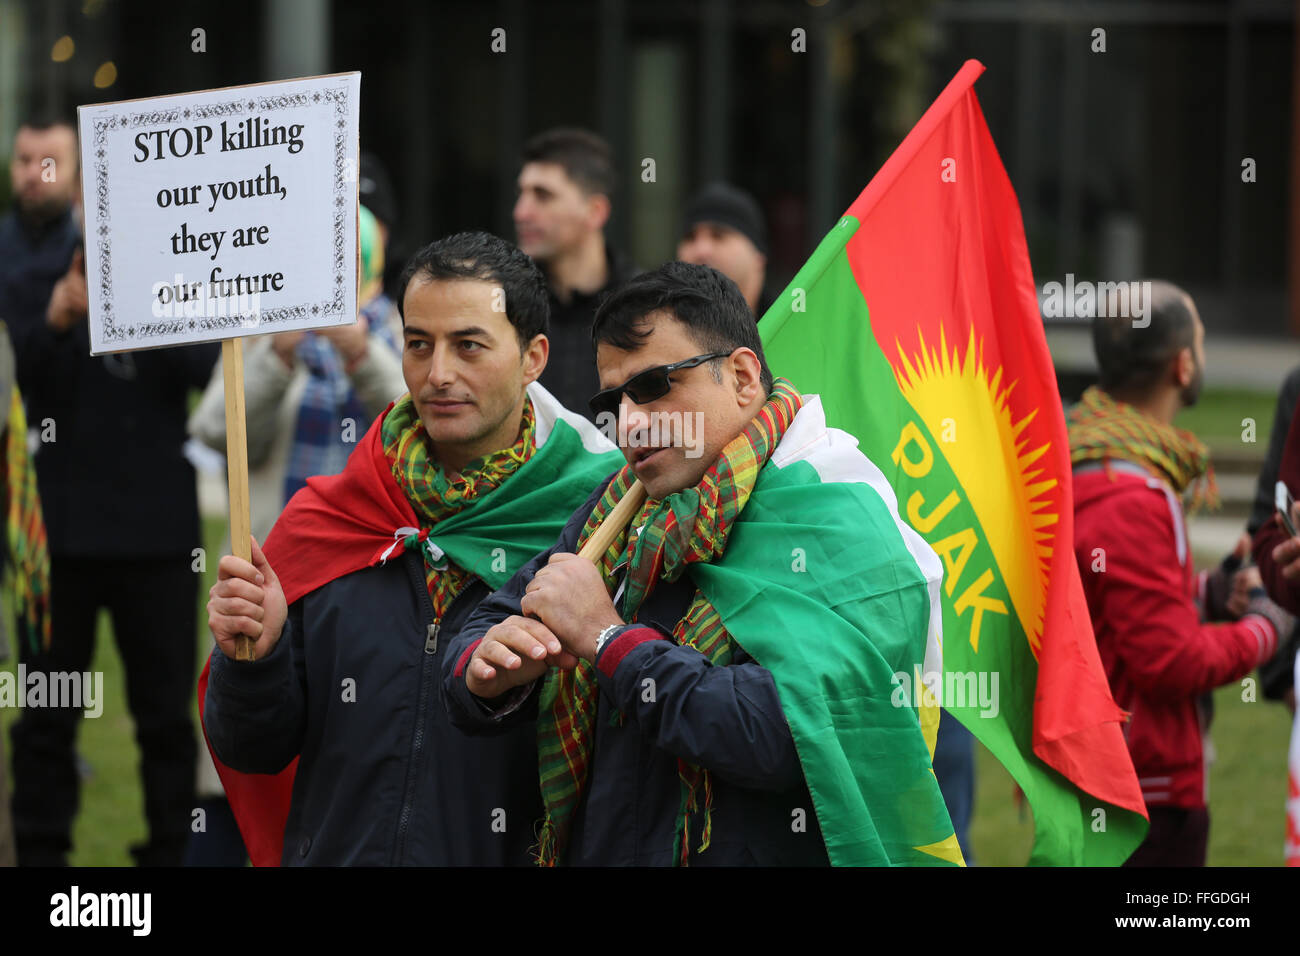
[381,395,537,617]
[535,379,804,866]
[6,387,50,654]
[1068,385,1218,512]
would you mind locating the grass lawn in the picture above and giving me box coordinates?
[1173,388,1278,452]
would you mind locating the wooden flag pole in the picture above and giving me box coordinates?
[221,336,256,661]
[578,479,647,561]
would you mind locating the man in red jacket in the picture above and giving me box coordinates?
[1070,280,1291,866]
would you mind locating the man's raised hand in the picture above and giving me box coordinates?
[47,249,88,333]
[466,615,575,700]
[1273,502,1300,582]
[208,536,287,661]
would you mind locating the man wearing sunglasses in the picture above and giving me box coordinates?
[443,262,960,866]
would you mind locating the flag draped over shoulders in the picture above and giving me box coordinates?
[693,393,963,866]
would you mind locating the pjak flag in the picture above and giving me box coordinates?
[759,59,1147,865]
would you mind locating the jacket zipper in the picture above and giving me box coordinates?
[392,551,441,865]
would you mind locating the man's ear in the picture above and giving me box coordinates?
[522,333,549,386]
[586,193,611,232]
[729,348,765,406]
[1176,345,1195,387]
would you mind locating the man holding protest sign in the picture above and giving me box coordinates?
[443,262,961,866]
[184,201,406,865]
[201,232,624,864]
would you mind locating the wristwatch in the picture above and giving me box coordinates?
[594,623,622,658]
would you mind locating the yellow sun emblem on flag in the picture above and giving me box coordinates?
[892,324,1057,656]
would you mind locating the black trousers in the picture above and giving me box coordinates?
[9,554,198,865]
[1122,806,1211,867]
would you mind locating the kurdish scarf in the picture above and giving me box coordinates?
[1068,385,1219,512]
[535,378,804,866]
[6,386,50,653]
[381,394,537,617]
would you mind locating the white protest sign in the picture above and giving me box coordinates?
[78,72,360,354]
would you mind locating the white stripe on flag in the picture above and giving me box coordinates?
[773,395,946,678]
[527,380,618,455]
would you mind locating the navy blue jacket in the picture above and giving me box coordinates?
[442,475,830,866]
[0,207,217,556]
[203,548,543,865]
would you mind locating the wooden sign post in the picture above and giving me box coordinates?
[577,480,647,561]
[77,73,362,660]
[221,338,254,658]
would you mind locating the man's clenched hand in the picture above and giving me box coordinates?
[208,536,287,661]
[520,553,623,661]
[466,615,576,699]
[47,249,87,333]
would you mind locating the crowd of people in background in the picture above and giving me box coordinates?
[0,111,1296,867]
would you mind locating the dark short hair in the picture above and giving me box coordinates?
[1092,279,1196,397]
[592,261,774,394]
[521,127,615,198]
[19,110,77,135]
[17,111,78,168]
[396,231,549,348]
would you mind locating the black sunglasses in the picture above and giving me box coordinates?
[589,351,733,419]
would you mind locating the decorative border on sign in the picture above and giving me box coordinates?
[91,82,353,345]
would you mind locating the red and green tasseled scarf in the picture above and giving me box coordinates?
[381,394,537,617]
[6,387,50,653]
[534,378,804,866]
[1068,385,1219,513]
